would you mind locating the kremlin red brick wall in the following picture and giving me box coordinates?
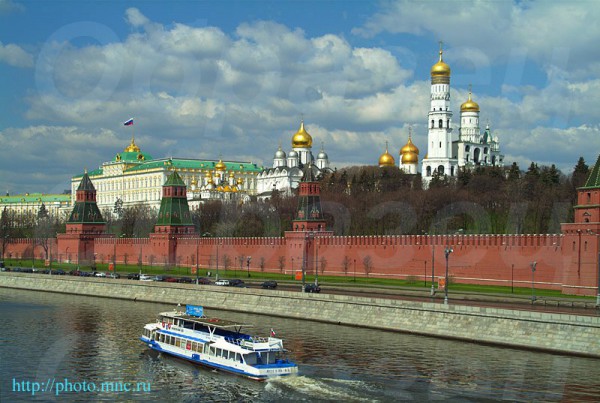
[5,231,599,296]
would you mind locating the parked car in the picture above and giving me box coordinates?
[178,277,194,284]
[153,275,166,282]
[107,272,120,279]
[215,279,229,286]
[261,280,278,289]
[139,274,153,281]
[68,270,81,276]
[94,272,106,277]
[50,269,65,275]
[197,277,211,285]
[79,271,92,277]
[165,276,179,283]
[228,279,244,287]
[127,273,140,280]
[1,267,10,272]
[230,280,247,288]
[303,283,321,293]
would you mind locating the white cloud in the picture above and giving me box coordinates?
[0,41,33,68]
[354,1,600,78]
[0,0,23,14]
[7,6,600,194]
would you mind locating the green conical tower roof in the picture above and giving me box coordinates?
[582,154,600,189]
[68,172,105,224]
[156,171,193,226]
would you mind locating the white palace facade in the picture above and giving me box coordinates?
[71,137,262,214]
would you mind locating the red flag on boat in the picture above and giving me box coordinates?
[270,328,276,337]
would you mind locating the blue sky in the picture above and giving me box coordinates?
[1,0,600,195]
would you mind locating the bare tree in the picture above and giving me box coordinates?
[363,255,373,277]
[223,254,231,271]
[260,257,265,272]
[278,256,285,273]
[320,257,327,275]
[342,255,351,277]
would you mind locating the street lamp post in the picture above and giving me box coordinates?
[291,257,294,280]
[511,263,514,294]
[596,252,600,308]
[444,246,453,305]
[315,237,319,286]
[530,261,537,303]
[431,242,436,297]
[353,258,356,282]
[66,246,70,265]
[247,256,251,277]
[424,261,427,287]
[195,237,199,285]
[216,241,220,281]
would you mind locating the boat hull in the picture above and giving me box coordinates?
[141,337,298,381]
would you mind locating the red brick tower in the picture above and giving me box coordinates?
[57,171,109,265]
[150,170,196,266]
[561,155,600,295]
[285,164,332,284]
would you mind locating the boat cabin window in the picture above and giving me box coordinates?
[244,352,258,365]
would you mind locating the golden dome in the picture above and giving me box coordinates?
[431,47,451,77]
[237,177,244,185]
[402,151,419,164]
[400,133,419,156]
[223,185,232,192]
[215,159,226,171]
[205,170,212,177]
[191,176,198,186]
[378,142,396,167]
[461,90,480,112]
[124,135,141,153]
[291,121,313,148]
[229,171,235,178]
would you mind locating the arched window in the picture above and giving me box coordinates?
[451,166,455,176]
[438,119,443,128]
[465,145,470,152]
[426,166,432,176]
[437,165,445,175]
[431,120,434,128]
[474,148,481,164]
[446,119,450,128]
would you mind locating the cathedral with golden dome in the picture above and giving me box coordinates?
[377,43,502,182]
[420,43,503,185]
[257,120,330,198]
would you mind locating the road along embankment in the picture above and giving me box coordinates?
[1,273,599,358]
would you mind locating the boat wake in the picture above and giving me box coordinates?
[266,376,378,402]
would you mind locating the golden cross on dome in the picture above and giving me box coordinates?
[385,140,389,152]
[408,125,413,139]
[438,40,444,60]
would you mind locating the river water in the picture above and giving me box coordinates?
[0,288,599,402]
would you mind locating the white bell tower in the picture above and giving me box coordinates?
[421,42,458,186]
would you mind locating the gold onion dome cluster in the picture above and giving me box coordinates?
[400,135,419,164]
[430,49,451,77]
[215,159,226,171]
[291,121,312,148]
[461,91,480,112]
[378,143,396,167]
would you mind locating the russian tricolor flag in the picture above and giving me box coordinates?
[123,118,134,126]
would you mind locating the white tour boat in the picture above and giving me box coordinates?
[140,305,298,380]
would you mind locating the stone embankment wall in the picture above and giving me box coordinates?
[2,273,599,358]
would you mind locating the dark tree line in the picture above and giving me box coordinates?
[0,157,591,245]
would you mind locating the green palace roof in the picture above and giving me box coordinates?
[0,193,71,204]
[72,158,262,180]
[581,154,600,189]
